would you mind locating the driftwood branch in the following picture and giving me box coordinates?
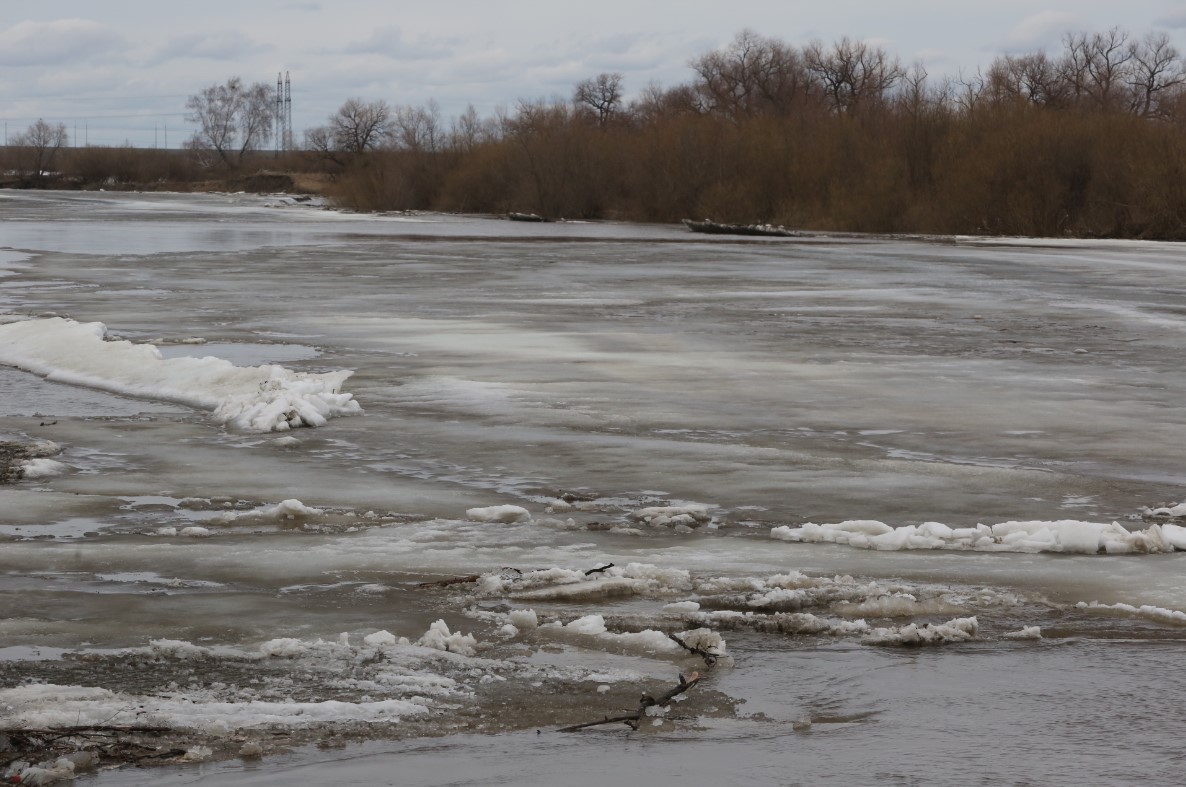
[558,672,701,733]
[416,574,481,588]
[2,726,185,772]
[667,632,720,666]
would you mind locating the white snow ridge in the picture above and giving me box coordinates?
[0,317,362,431]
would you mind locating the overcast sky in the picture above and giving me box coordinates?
[3,1,1185,148]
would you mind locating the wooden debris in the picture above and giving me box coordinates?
[1,725,182,773]
[558,672,701,732]
[667,632,720,666]
[415,574,482,589]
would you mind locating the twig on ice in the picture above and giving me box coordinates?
[416,574,481,588]
[667,632,720,666]
[558,672,701,733]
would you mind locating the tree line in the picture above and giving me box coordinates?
[315,27,1186,238]
[5,27,1186,239]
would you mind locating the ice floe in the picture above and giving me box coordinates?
[20,458,68,479]
[1075,601,1186,625]
[1143,501,1186,519]
[771,518,1186,554]
[210,498,325,524]
[0,682,432,731]
[1003,626,1043,640]
[535,614,727,660]
[630,503,716,531]
[417,619,478,656]
[465,504,532,523]
[475,563,694,601]
[0,317,361,431]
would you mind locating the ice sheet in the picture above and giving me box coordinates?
[0,318,361,431]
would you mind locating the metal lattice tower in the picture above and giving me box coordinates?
[275,72,293,152]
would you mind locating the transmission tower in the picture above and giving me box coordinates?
[275,71,293,152]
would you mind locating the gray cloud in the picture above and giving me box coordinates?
[341,26,455,60]
[1155,8,1186,28]
[0,18,125,67]
[149,30,272,65]
[1005,10,1081,50]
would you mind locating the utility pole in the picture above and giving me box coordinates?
[275,72,283,153]
[284,71,293,152]
[275,71,294,153]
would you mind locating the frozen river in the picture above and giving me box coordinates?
[2,191,1186,785]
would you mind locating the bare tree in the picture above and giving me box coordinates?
[185,77,275,169]
[1060,28,1135,111]
[629,81,704,123]
[448,104,500,152]
[303,125,338,161]
[896,62,931,118]
[391,100,442,152]
[804,37,904,113]
[1128,32,1186,117]
[574,72,624,126]
[985,53,1069,108]
[690,29,807,118]
[331,98,392,153]
[11,118,68,177]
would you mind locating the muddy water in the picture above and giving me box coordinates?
[2,191,1186,785]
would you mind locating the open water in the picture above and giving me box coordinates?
[2,191,1186,786]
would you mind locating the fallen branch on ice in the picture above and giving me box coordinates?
[558,672,701,732]
[667,632,720,666]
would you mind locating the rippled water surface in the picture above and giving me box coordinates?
[2,191,1185,786]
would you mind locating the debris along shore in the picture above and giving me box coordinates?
[682,218,801,237]
[0,562,739,782]
[1,553,992,780]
